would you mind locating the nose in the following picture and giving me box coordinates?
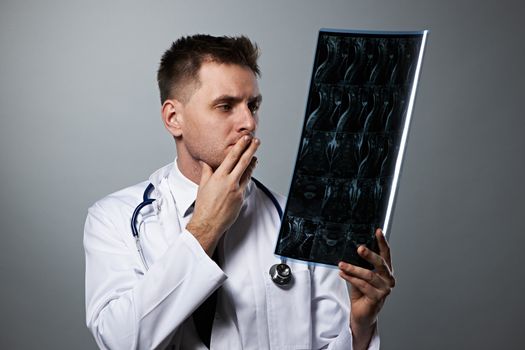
[237,105,257,134]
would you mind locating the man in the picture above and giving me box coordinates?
[84,34,395,349]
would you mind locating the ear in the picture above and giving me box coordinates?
[161,99,184,138]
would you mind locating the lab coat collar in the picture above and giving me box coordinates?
[147,163,173,199]
[147,159,256,216]
[168,159,198,217]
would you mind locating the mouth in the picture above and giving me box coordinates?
[229,133,256,147]
[239,132,255,141]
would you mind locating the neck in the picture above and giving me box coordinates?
[176,157,202,185]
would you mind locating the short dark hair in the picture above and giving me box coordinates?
[157,34,261,104]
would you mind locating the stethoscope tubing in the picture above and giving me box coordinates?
[130,178,292,284]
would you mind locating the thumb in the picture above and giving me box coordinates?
[199,161,213,185]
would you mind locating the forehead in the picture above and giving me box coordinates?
[193,61,260,99]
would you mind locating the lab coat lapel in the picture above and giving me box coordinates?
[138,163,182,264]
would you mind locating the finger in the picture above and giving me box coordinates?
[357,245,391,276]
[375,228,393,270]
[338,261,391,290]
[230,138,260,181]
[217,135,253,175]
[338,273,387,302]
[199,161,213,185]
[239,156,257,189]
[355,245,396,288]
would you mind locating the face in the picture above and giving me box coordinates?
[167,61,261,171]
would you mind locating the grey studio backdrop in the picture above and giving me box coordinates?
[0,0,523,349]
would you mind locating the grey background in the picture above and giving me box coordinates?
[0,0,523,349]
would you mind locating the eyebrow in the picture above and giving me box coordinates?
[211,94,263,105]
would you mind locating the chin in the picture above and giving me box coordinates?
[208,156,225,171]
[201,149,228,170]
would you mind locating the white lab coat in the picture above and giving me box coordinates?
[84,163,380,349]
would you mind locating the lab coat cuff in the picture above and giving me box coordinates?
[368,323,380,349]
[179,229,222,270]
[347,322,380,350]
[329,323,380,350]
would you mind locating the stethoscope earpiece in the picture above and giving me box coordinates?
[269,263,292,285]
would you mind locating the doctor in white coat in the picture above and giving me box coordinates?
[84,35,395,350]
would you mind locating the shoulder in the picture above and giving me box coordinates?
[251,177,285,200]
[84,180,153,251]
[250,177,286,219]
[85,180,151,233]
[89,181,150,215]
[252,175,286,195]
[84,160,173,231]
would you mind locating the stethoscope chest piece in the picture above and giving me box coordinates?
[269,263,292,285]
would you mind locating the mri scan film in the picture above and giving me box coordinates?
[275,29,427,268]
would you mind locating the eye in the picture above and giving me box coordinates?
[217,104,232,112]
[248,101,260,115]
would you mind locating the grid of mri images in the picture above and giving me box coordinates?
[275,31,423,268]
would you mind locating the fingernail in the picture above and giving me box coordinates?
[244,135,250,142]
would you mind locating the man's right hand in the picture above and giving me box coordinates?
[186,135,260,256]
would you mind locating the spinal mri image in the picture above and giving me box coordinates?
[275,30,426,268]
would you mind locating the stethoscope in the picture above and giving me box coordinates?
[131,178,293,286]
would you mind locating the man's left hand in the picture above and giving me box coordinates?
[338,228,395,349]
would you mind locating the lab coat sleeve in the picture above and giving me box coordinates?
[84,201,227,350]
[325,323,380,350]
[311,266,380,350]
